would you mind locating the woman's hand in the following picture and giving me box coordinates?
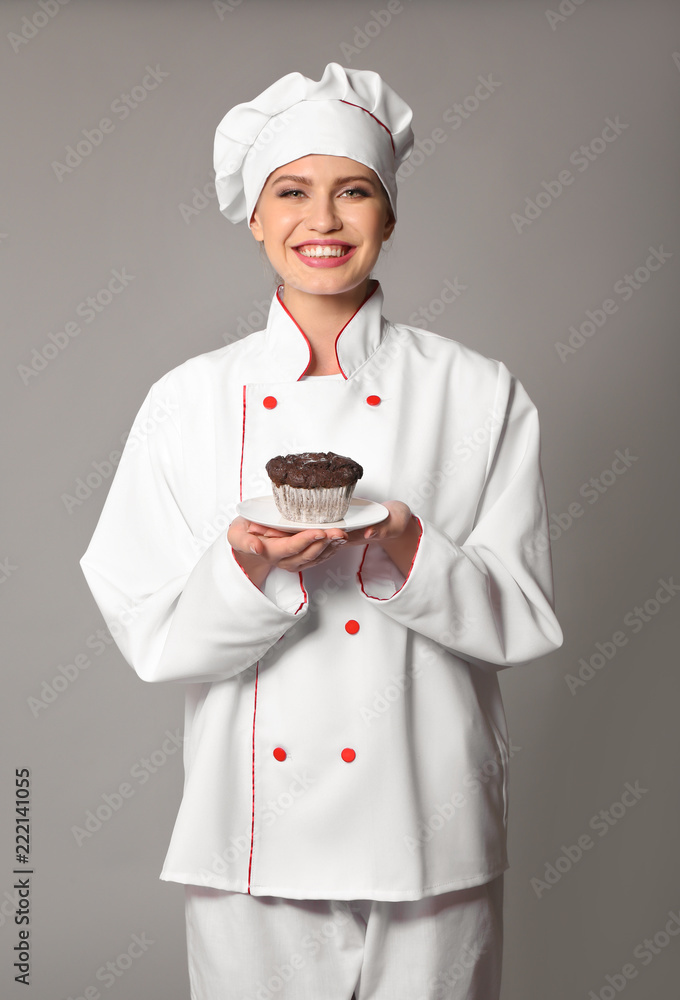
[343,501,421,577]
[342,500,413,546]
[227,516,349,585]
[228,501,420,587]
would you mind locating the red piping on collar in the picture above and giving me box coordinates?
[339,100,396,156]
[275,281,379,380]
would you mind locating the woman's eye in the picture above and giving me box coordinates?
[276,187,371,199]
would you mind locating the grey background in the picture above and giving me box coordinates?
[1,0,679,997]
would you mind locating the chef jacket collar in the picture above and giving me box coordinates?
[256,279,386,382]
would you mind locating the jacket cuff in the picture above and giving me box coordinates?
[227,537,308,619]
[149,530,309,681]
[356,514,428,603]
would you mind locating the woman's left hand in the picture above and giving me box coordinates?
[345,500,421,577]
[342,500,413,546]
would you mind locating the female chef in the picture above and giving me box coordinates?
[80,63,564,1000]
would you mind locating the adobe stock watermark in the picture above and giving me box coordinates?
[555,246,673,362]
[17,267,135,385]
[242,901,353,1000]
[0,885,23,931]
[359,655,429,724]
[194,771,315,885]
[61,443,125,514]
[185,107,295,224]
[359,322,411,381]
[339,0,411,62]
[405,277,468,328]
[526,447,638,557]
[62,931,154,999]
[71,730,184,846]
[213,0,245,17]
[0,557,18,585]
[51,66,169,181]
[183,109,294,223]
[436,609,479,650]
[404,741,522,854]
[61,397,178,513]
[306,561,354,613]
[359,635,454,727]
[565,576,679,695]
[179,177,217,224]
[8,0,71,54]
[511,116,628,234]
[530,779,648,898]
[415,940,488,1000]
[586,906,680,1000]
[401,403,508,512]
[220,296,273,346]
[27,599,145,717]
[397,75,502,182]
[545,0,588,31]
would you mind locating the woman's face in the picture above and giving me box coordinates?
[249,154,395,297]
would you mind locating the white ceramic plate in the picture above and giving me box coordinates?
[236,495,390,533]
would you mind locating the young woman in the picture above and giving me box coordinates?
[81,63,563,1000]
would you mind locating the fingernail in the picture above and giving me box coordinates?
[332,538,347,545]
[365,530,376,538]
[249,545,258,554]
[314,534,325,540]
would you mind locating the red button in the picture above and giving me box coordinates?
[345,619,360,634]
[263,396,277,409]
[341,748,356,763]
[273,747,287,761]
[366,395,381,406]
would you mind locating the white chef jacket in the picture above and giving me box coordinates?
[79,280,563,901]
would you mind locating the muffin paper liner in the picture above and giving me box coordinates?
[271,483,357,523]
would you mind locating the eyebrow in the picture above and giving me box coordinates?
[270,173,377,188]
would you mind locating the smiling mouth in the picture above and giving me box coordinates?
[294,244,354,258]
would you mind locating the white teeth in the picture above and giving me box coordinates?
[297,245,351,257]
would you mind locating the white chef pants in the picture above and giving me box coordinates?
[184,874,503,1000]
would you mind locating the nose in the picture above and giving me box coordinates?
[304,193,342,232]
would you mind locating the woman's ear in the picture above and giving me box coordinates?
[249,210,264,242]
[383,209,396,243]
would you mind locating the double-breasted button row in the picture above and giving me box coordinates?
[262,395,381,408]
[273,747,356,763]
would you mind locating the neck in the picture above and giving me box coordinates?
[279,279,375,375]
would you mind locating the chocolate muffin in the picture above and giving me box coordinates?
[265,452,363,523]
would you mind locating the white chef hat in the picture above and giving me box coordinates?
[213,62,414,225]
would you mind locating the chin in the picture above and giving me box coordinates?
[289,272,369,296]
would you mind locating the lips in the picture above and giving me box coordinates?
[291,242,358,268]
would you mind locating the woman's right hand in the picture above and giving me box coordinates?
[227,516,348,585]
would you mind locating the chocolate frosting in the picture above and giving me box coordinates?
[266,451,363,488]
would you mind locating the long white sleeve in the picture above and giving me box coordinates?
[79,374,309,683]
[356,364,563,669]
